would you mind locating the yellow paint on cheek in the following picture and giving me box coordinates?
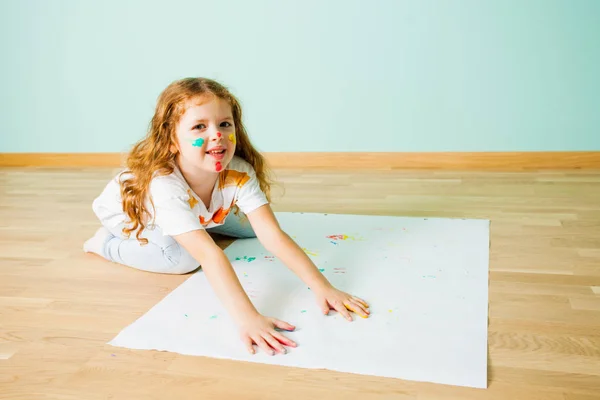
[229,133,236,145]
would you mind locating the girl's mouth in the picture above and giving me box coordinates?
[206,148,226,160]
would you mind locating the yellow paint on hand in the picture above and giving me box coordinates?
[345,304,368,318]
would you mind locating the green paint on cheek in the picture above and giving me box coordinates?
[191,138,204,147]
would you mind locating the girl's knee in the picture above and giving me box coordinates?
[163,243,199,274]
[168,257,199,274]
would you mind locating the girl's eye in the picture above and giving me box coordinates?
[193,124,206,130]
[220,121,232,128]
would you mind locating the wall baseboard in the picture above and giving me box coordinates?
[1,152,599,170]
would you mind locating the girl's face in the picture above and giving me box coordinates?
[172,96,237,173]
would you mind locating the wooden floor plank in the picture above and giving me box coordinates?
[1,167,600,399]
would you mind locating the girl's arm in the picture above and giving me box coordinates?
[173,229,297,355]
[247,205,370,320]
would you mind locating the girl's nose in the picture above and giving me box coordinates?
[211,131,223,141]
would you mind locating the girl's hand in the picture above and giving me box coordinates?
[314,286,370,320]
[238,314,297,355]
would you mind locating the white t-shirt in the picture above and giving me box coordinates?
[92,156,269,236]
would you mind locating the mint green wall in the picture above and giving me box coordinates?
[1,0,599,153]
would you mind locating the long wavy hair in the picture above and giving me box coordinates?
[120,77,273,244]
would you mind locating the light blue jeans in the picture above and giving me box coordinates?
[100,211,255,274]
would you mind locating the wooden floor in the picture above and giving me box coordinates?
[1,167,600,399]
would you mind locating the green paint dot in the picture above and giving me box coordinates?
[318,268,325,272]
[210,315,218,319]
[301,310,307,313]
[191,138,204,147]
[247,257,256,262]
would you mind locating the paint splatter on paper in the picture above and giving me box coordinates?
[327,234,350,241]
[326,234,365,241]
[318,268,325,272]
[210,315,218,319]
[235,256,256,262]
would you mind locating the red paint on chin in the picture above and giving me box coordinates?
[215,162,223,172]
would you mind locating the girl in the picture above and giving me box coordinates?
[84,77,370,356]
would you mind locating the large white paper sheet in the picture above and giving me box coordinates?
[108,212,490,388]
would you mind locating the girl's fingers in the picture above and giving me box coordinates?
[262,333,287,354]
[271,330,297,348]
[352,296,369,308]
[272,318,296,332]
[319,298,330,315]
[243,336,255,354]
[335,300,353,321]
[253,335,274,356]
[347,300,369,318]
